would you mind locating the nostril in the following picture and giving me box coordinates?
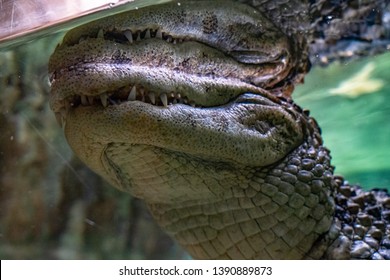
[277,51,290,65]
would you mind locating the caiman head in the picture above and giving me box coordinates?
[49,0,336,259]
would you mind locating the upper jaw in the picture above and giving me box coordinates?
[59,0,291,65]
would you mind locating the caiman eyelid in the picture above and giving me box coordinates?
[235,93,277,106]
[228,50,269,64]
[229,50,288,65]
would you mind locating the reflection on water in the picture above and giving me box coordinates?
[296,53,390,190]
[0,0,111,38]
[0,0,173,49]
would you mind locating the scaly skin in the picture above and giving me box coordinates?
[49,0,390,259]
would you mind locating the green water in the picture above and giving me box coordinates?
[295,53,390,190]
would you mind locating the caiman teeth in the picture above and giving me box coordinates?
[97,29,104,39]
[87,96,94,105]
[160,93,168,107]
[73,27,189,46]
[144,29,151,39]
[128,85,137,101]
[54,83,195,116]
[54,106,68,128]
[156,29,163,39]
[124,30,133,43]
[55,27,197,115]
[100,93,109,108]
[81,95,88,106]
[148,92,156,104]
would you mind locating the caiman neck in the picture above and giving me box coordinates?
[145,132,337,259]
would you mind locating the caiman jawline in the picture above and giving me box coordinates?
[54,26,208,109]
[79,28,190,47]
[49,1,294,127]
[51,27,283,126]
[51,27,209,124]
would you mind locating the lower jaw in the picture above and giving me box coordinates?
[62,93,302,191]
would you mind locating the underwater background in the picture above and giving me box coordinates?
[296,54,390,190]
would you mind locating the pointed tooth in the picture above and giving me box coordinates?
[87,96,94,105]
[160,93,168,107]
[59,114,66,129]
[55,108,67,128]
[136,31,141,41]
[145,29,151,39]
[81,95,88,106]
[128,86,137,101]
[173,39,177,44]
[156,29,163,39]
[124,30,133,43]
[148,92,156,104]
[173,99,177,104]
[176,93,181,99]
[100,93,108,107]
[60,113,67,129]
[97,29,104,38]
